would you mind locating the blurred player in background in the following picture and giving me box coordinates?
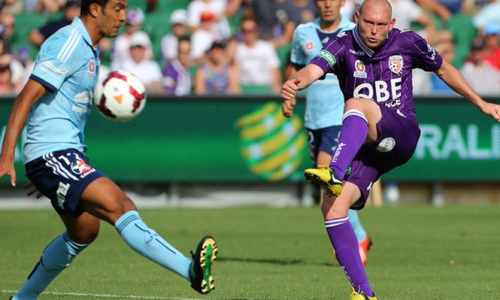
[282,0,372,265]
[281,0,500,298]
[0,1,217,298]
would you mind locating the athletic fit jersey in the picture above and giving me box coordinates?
[291,17,355,130]
[23,17,100,163]
[310,28,443,119]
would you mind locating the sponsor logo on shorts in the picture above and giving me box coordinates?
[376,137,396,152]
[71,158,92,175]
[318,50,336,67]
[56,182,70,209]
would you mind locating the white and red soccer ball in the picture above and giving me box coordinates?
[94,70,147,122]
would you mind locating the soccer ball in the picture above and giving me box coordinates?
[94,70,147,122]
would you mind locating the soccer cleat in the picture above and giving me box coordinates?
[333,236,373,265]
[350,288,378,300]
[358,236,373,265]
[304,165,342,197]
[190,235,218,294]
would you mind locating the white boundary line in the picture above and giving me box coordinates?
[1,290,204,300]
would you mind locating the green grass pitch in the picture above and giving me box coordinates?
[1,205,500,299]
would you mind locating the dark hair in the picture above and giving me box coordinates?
[178,36,191,44]
[80,0,109,17]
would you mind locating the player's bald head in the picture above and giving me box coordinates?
[358,0,392,18]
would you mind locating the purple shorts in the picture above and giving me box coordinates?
[25,148,105,218]
[346,105,421,209]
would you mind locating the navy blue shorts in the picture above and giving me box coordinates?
[25,149,105,218]
[346,105,421,209]
[306,125,342,165]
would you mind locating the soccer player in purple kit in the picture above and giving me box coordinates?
[280,0,500,298]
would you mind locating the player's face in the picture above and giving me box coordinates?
[355,2,394,50]
[315,0,345,24]
[97,0,127,38]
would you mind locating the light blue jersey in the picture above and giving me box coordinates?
[23,17,100,163]
[290,17,355,130]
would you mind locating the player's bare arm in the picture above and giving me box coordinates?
[282,64,300,118]
[281,64,325,100]
[435,60,500,121]
[0,80,47,186]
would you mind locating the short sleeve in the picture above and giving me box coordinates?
[30,31,79,92]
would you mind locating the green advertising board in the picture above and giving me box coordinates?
[0,96,499,184]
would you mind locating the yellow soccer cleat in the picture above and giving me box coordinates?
[350,288,378,300]
[304,165,343,197]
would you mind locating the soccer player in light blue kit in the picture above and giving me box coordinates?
[0,1,217,298]
[282,0,372,265]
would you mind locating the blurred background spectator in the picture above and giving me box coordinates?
[460,36,500,94]
[28,0,80,47]
[118,31,163,94]
[0,0,22,15]
[27,0,66,15]
[194,40,241,94]
[291,0,318,24]
[145,0,158,13]
[110,7,153,70]
[161,36,193,96]
[161,8,188,64]
[244,0,301,49]
[234,16,282,94]
[431,42,458,94]
[190,11,217,61]
[0,13,15,52]
[0,53,16,94]
[187,0,232,40]
[481,22,500,69]
[390,0,453,48]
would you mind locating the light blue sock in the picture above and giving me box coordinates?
[13,232,88,300]
[114,210,192,281]
[348,209,367,243]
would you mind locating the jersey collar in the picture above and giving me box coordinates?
[71,17,94,49]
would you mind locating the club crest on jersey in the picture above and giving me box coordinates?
[389,55,404,74]
[305,41,314,50]
[304,41,315,55]
[354,60,367,78]
[87,60,95,78]
[71,158,92,175]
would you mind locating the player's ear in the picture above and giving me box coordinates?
[89,2,101,18]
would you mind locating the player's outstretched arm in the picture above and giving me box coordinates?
[281,64,325,101]
[435,60,500,122]
[0,79,47,186]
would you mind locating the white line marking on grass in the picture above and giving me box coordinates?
[1,290,204,300]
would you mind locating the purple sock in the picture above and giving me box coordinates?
[325,217,373,296]
[330,110,368,179]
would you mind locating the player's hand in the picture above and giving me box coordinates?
[282,97,296,118]
[281,78,301,100]
[481,102,500,122]
[24,181,43,198]
[0,157,16,187]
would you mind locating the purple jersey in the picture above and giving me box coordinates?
[310,28,443,119]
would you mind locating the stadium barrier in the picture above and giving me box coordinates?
[1,95,499,187]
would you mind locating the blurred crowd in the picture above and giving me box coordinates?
[1,0,500,96]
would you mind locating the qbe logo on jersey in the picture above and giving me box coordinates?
[388,55,404,74]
